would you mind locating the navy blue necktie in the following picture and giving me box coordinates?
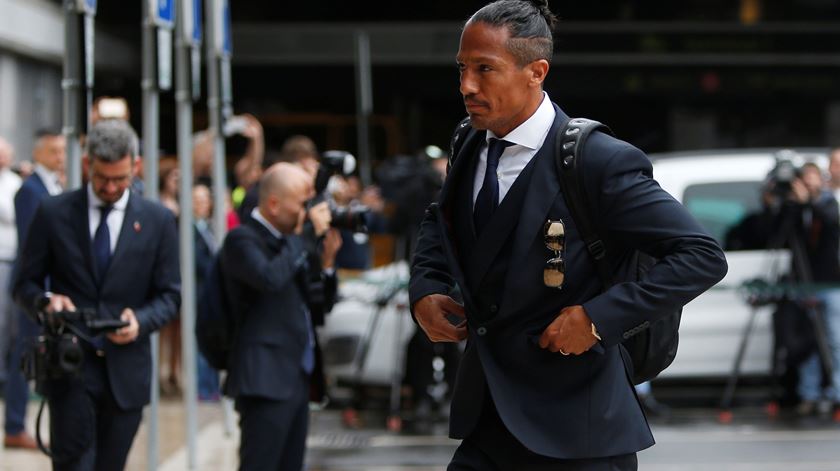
[93,205,113,282]
[474,138,513,235]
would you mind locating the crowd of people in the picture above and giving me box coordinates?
[0,92,454,467]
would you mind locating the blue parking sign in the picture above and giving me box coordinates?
[222,0,232,56]
[192,0,202,43]
[156,0,175,27]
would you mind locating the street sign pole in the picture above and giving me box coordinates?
[354,30,374,187]
[176,0,200,467]
[142,1,174,470]
[206,0,228,243]
[62,0,96,190]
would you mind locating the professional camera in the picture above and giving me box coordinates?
[765,150,801,198]
[312,150,371,233]
[22,308,128,386]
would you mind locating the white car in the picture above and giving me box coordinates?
[652,149,826,379]
[320,149,827,391]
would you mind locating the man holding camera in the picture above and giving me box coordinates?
[12,120,180,470]
[222,162,340,471]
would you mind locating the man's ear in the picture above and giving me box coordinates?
[528,59,549,87]
[82,155,90,179]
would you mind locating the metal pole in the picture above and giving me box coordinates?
[61,1,84,190]
[354,30,373,186]
[176,0,198,466]
[206,0,227,242]
[142,3,161,470]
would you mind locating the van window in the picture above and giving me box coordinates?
[682,181,764,250]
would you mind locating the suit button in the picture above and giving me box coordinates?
[477,327,487,336]
[489,304,498,314]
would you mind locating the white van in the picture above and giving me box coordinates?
[320,149,828,392]
[652,149,826,379]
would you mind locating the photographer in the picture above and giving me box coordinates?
[11,120,180,470]
[790,163,840,416]
[222,163,340,470]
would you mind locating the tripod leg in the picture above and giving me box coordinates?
[387,298,407,432]
[720,306,760,417]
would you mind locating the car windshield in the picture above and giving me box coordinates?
[682,181,765,250]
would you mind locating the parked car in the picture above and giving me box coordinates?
[651,148,826,380]
[319,148,828,395]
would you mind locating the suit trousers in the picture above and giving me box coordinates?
[4,306,40,435]
[448,393,638,471]
[235,372,310,471]
[49,352,143,471]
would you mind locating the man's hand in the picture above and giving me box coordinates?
[538,305,598,355]
[45,293,76,314]
[413,294,467,342]
[107,308,140,345]
[790,178,811,204]
[321,228,343,270]
[308,201,332,237]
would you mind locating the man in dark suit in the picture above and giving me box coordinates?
[222,162,340,471]
[409,1,728,470]
[4,129,65,450]
[12,120,180,470]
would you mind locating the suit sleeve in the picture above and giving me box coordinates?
[135,210,181,337]
[408,203,456,309]
[12,202,53,319]
[14,183,41,247]
[221,229,304,294]
[580,142,728,347]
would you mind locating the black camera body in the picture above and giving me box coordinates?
[22,308,127,389]
[313,150,371,233]
[765,151,801,198]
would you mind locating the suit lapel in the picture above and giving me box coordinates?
[72,189,97,286]
[498,104,570,317]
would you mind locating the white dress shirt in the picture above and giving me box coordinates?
[87,185,130,252]
[0,168,22,261]
[34,163,63,196]
[473,92,556,206]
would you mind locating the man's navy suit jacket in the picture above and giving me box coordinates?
[13,187,181,410]
[409,104,728,459]
[14,172,50,247]
[221,218,312,401]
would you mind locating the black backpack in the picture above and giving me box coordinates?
[195,252,236,371]
[449,117,681,384]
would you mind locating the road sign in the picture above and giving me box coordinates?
[212,0,232,57]
[181,0,202,45]
[75,0,96,14]
[152,0,175,28]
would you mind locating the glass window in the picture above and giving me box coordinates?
[682,181,764,250]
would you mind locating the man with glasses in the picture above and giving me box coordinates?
[12,120,180,470]
[409,1,728,469]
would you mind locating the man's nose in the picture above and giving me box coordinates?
[460,71,478,97]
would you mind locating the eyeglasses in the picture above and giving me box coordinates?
[91,172,132,186]
[543,219,565,289]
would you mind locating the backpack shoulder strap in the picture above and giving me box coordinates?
[448,117,475,171]
[554,118,615,288]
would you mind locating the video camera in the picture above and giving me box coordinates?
[311,150,371,233]
[22,308,128,385]
[765,150,801,198]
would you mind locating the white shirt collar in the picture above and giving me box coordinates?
[87,183,130,211]
[34,163,63,195]
[251,207,283,240]
[486,92,555,150]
